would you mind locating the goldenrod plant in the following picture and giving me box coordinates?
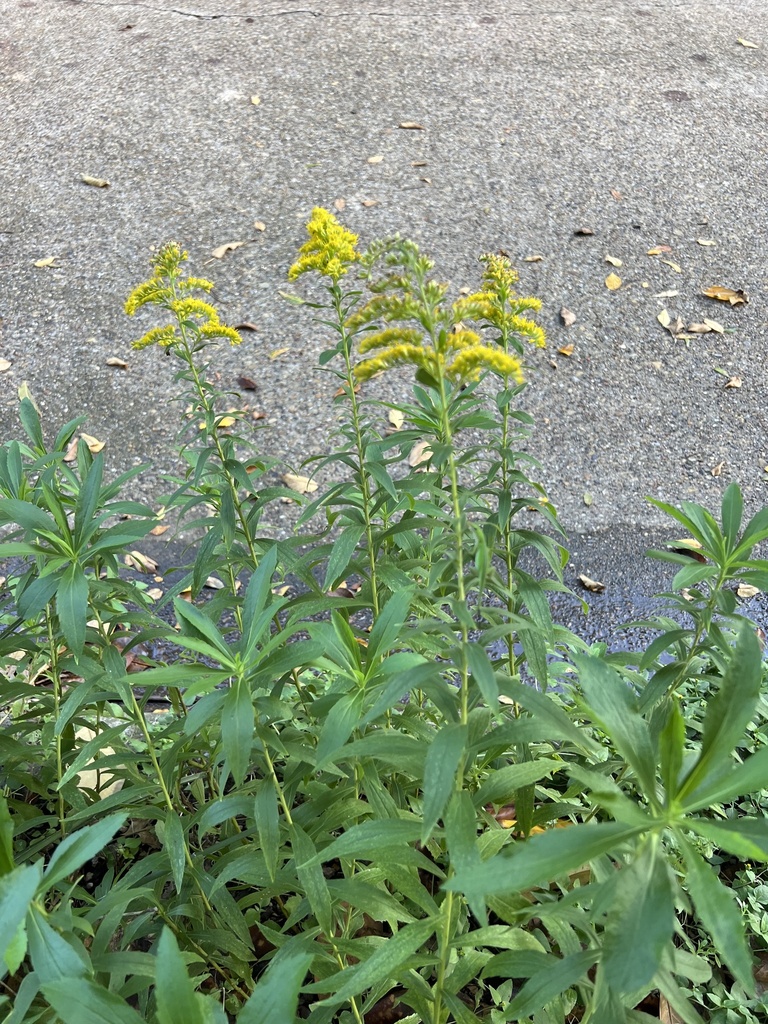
[0,213,767,1023]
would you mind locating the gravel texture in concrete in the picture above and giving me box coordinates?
[2,0,768,620]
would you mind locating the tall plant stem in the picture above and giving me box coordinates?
[333,286,380,618]
[46,611,66,838]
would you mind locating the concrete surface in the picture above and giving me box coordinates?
[2,0,768,620]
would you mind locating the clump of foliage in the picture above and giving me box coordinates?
[0,211,767,1024]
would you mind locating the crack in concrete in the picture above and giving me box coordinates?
[55,0,581,21]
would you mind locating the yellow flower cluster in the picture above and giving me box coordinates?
[452,252,545,350]
[354,326,524,384]
[288,207,361,282]
[125,243,241,350]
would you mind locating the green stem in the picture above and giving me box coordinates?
[333,287,380,618]
[46,611,66,838]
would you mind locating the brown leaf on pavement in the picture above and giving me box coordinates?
[81,174,110,188]
[399,121,425,130]
[106,356,128,369]
[237,375,258,390]
[560,307,576,327]
[703,286,748,305]
[211,240,246,259]
[579,574,605,593]
[604,273,622,290]
[574,227,594,236]
[282,472,318,494]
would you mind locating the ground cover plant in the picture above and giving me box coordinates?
[1,210,768,1023]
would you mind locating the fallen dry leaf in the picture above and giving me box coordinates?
[737,38,759,48]
[367,154,384,164]
[237,375,258,390]
[399,121,424,130]
[647,245,672,255]
[610,188,623,200]
[34,256,57,268]
[558,343,575,357]
[272,584,292,597]
[250,94,260,105]
[420,177,432,185]
[146,587,164,601]
[560,307,576,327]
[150,524,170,536]
[737,583,760,599]
[579,574,605,593]
[655,289,679,298]
[269,347,290,360]
[411,160,428,167]
[710,461,725,477]
[703,318,724,333]
[725,376,743,388]
[124,550,159,573]
[234,322,259,332]
[81,174,110,188]
[252,410,266,421]
[659,995,684,1024]
[583,492,593,506]
[106,356,128,369]
[388,409,404,430]
[605,272,622,290]
[217,415,236,428]
[408,439,433,468]
[211,240,246,259]
[523,254,544,262]
[574,227,594,236]
[333,381,360,398]
[333,198,346,211]
[604,255,622,267]
[697,238,716,246]
[687,323,712,334]
[282,472,318,494]
[660,259,682,273]
[361,198,379,207]
[657,309,671,329]
[703,285,748,305]
[204,576,225,590]
[253,221,266,231]
[80,433,105,454]
[0,359,11,372]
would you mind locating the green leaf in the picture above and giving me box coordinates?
[42,979,145,1024]
[573,653,658,800]
[679,834,754,993]
[659,702,685,797]
[304,820,424,866]
[304,918,436,1003]
[495,677,600,755]
[19,396,45,451]
[505,949,598,1019]
[721,482,743,550]
[316,690,365,767]
[255,781,280,883]
[173,597,232,662]
[0,497,56,534]
[322,523,365,592]
[447,822,645,901]
[27,906,89,984]
[601,839,675,993]
[155,928,205,1024]
[43,813,127,889]
[238,942,313,1024]
[240,545,279,659]
[163,811,186,893]
[221,679,253,787]
[73,454,104,549]
[0,862,41,962]
[679,743,768,812]
[365,589,413,665]
[465,644,498,704]
[678,621,762,803]
[56,562,89,655]
[687,816,768,861]
[473,760,557,809]
[421,724,467,843]
[291,825,332,936]
[0,796,14,875]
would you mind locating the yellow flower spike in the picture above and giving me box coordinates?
[131,325,178,350]
[448,345,524,384]
[358,326,423,354]
[354,343,435,381]
[170,298,221,324]
[288,207,361,282]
